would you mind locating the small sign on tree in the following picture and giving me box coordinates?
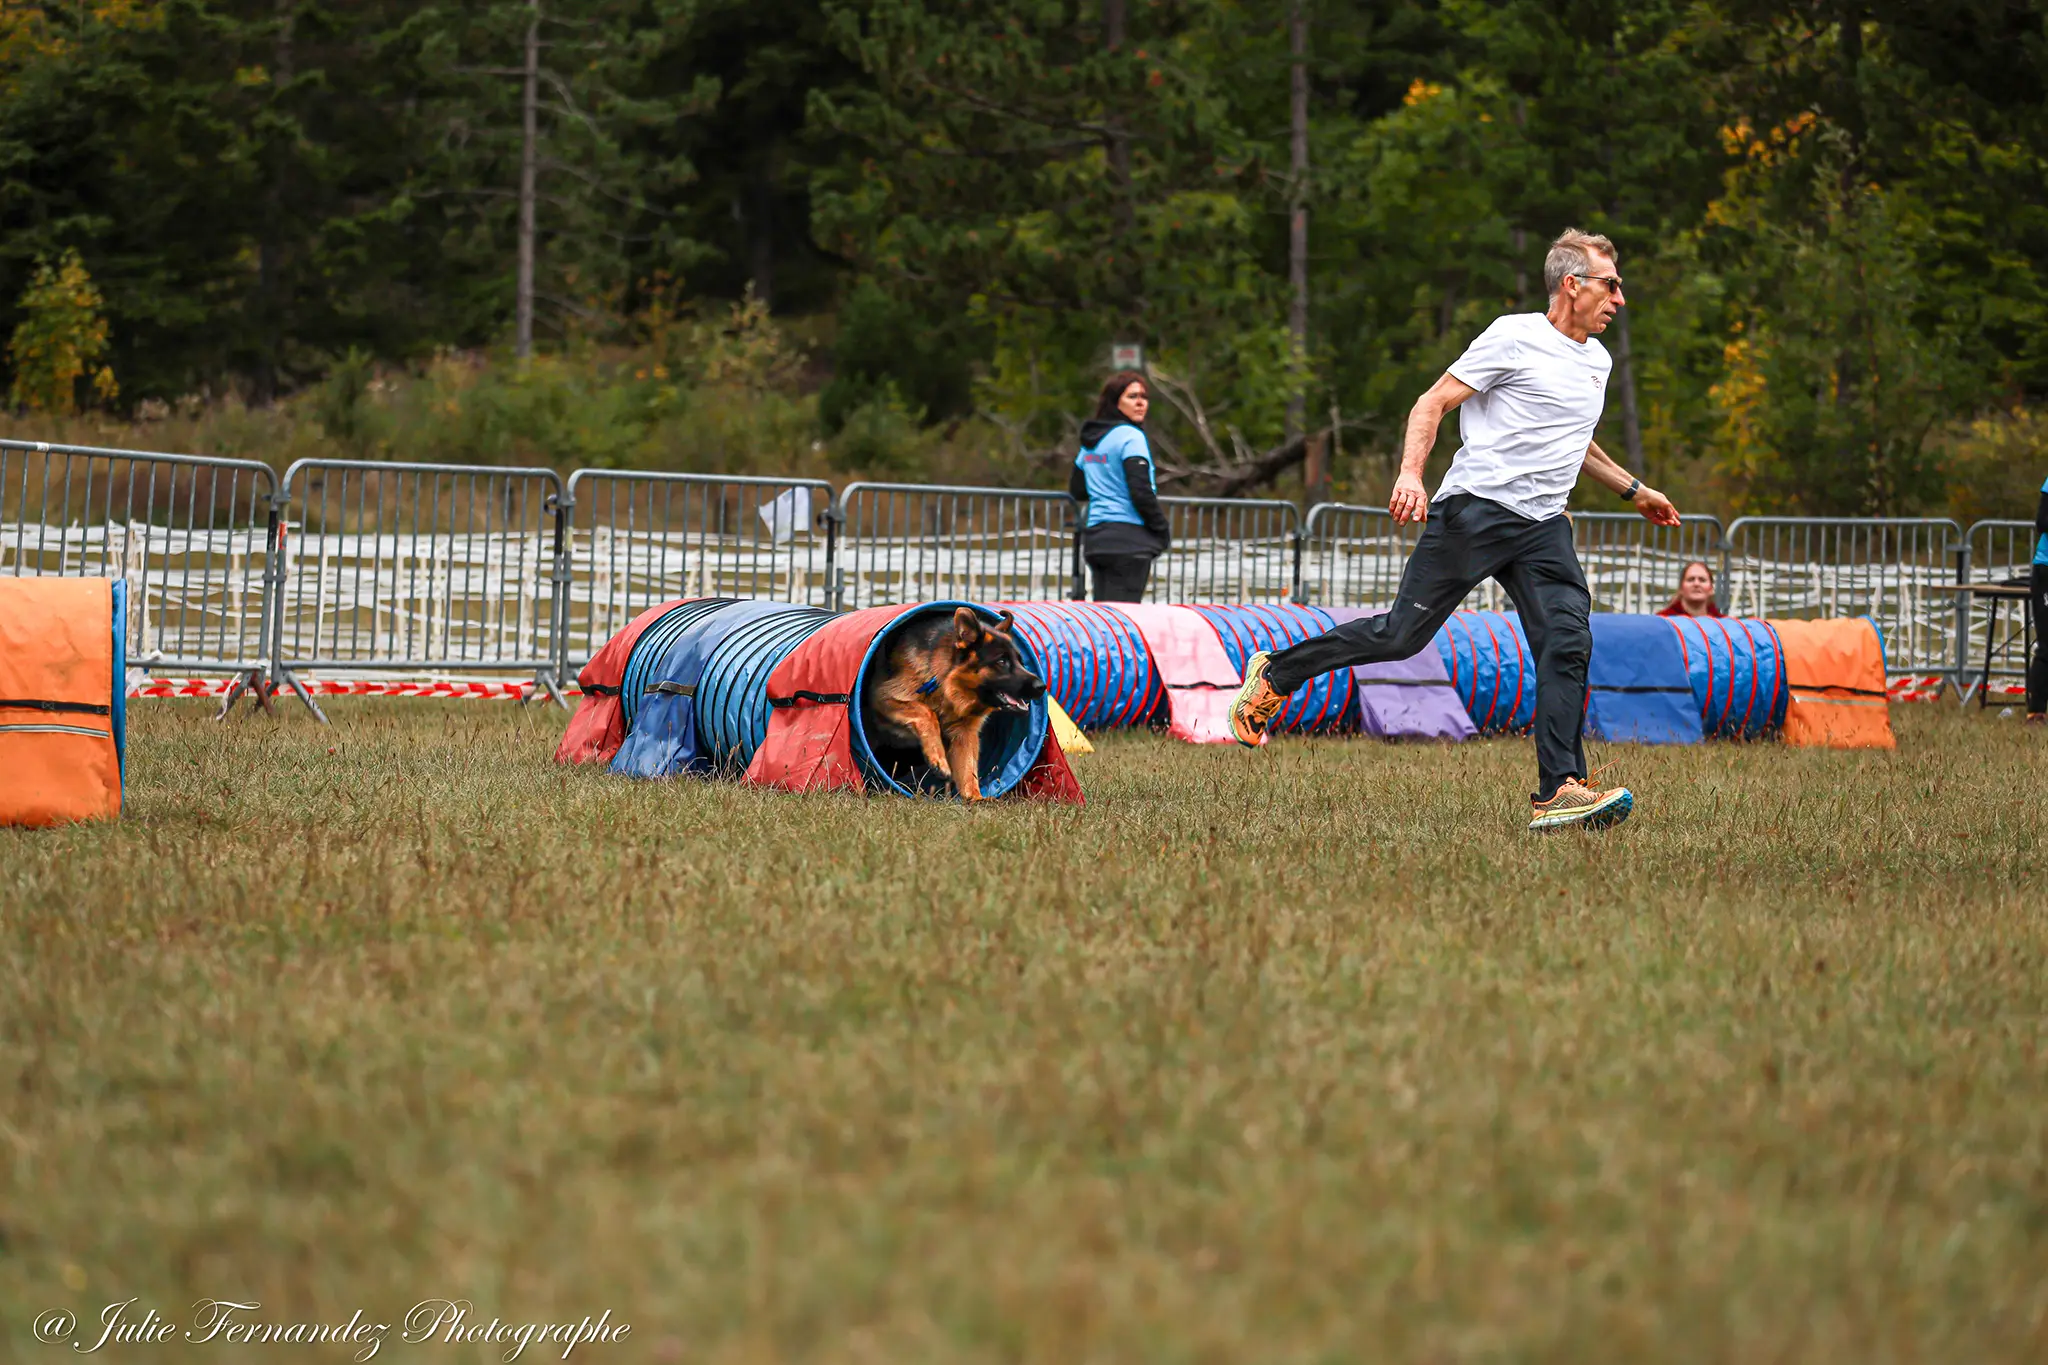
[1110,342,1144,371]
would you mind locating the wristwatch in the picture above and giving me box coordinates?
[1620,477,1641,502]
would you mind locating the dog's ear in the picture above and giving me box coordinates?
[951,606,983,649]
[994,610,1015,635]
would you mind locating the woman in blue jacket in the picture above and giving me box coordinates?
[1068,371,1170,601]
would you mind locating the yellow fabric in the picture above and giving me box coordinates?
[1767,617,1896,751]
[0,577,121,825]
[1046,697,1093,754]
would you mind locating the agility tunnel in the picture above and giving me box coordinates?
[1435,610,1737,745]
[1582,614,1705,745]
[561,599,1080,802]
[1,577,126,827]
[611,599,834,779]
[1001,601,1162,730]
[1667,615,1788,741]
[560,598,1894,768]
[995,600,1470,743]
[1321,607,1475,741]
[1188,602,1354,735]
[1427,610,1889,747]
[1771,617,1894,749]
[555,596,731,766]
[1099,602,1243,745]
[1437,611,1537,735]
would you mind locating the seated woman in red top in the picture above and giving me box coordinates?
[1657,559,1724,618]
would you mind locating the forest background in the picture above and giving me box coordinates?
[1,0,2045,521]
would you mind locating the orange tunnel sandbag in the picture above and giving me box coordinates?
[1,577,124,826]
[1768,617,1895,750]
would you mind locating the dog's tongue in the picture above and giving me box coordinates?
[998,694,1031,712]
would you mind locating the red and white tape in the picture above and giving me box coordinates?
[1886,675,1948,703]
[128,673,2017,707]
[129,676,584,700]
[1883,675,2029,704]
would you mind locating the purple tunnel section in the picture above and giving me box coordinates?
[1318,607,1477,741]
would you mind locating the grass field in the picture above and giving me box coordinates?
[4,700,2046,1362]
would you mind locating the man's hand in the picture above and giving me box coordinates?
[1388,374,1473,525]
[1634,485,1681,527]
[1583,441,1681,526]
[1389,472,1430,524]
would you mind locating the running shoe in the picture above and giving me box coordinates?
[1528,778,1634,833]
[1229,650,1286,747]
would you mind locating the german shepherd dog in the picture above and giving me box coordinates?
[862,608,1046,799]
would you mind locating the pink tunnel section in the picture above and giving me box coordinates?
[1108,602,1245,745]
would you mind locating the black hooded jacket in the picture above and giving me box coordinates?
[1069,418,1171,557]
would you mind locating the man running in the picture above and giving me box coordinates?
[1229,227,1681,831]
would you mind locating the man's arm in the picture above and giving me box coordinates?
[1583,440,1680,526]
[1389,373,1477,524]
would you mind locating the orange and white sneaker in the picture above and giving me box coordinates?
[1229,650,1287,747]
[1528,777,1634,832]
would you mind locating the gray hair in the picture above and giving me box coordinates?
[1544,228,1618,299]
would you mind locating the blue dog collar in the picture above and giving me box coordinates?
[916,677,938,696]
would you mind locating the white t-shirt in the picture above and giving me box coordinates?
[1437,312,1612,522]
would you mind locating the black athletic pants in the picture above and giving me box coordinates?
[1266,493,1592,801]
[1088,555,1154,603]
[2030,564,2047,715]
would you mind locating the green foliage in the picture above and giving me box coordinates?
[7,248,117,413]
[1938,406,2048,526]
[818,278,966,435]
[811,0,1303,458]
[825,379,925,473]
[637,0,858,312]
[1705,124,1983,514]
[3,0,2048,516]
[398,0,715,344]
[0,0,714,402]
[312,347,379,452]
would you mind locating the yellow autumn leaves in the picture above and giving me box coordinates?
[8,248,118,414]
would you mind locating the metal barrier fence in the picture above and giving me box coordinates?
[1969,518,2036,581]
[836,482,1078,609]
[13,438,2037,710]
[560,470,835,669]
[1721,517,1965,679]
[268,460,566,718]
[1152,497,1298,603]
[1,439,275,682]
[1297,504,1725,617]
[1962,519,2037,689]
[1297,503,1413,610]
[1571,513,1726,615]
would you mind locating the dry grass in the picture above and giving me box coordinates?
[3,701,2046,1362]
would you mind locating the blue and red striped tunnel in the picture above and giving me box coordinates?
[556,597,1889,781]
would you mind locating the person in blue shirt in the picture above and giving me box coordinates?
[2030,473,2046,722]
[1068,370,1170,601]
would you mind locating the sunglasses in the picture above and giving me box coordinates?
[1573,273,1625,293]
